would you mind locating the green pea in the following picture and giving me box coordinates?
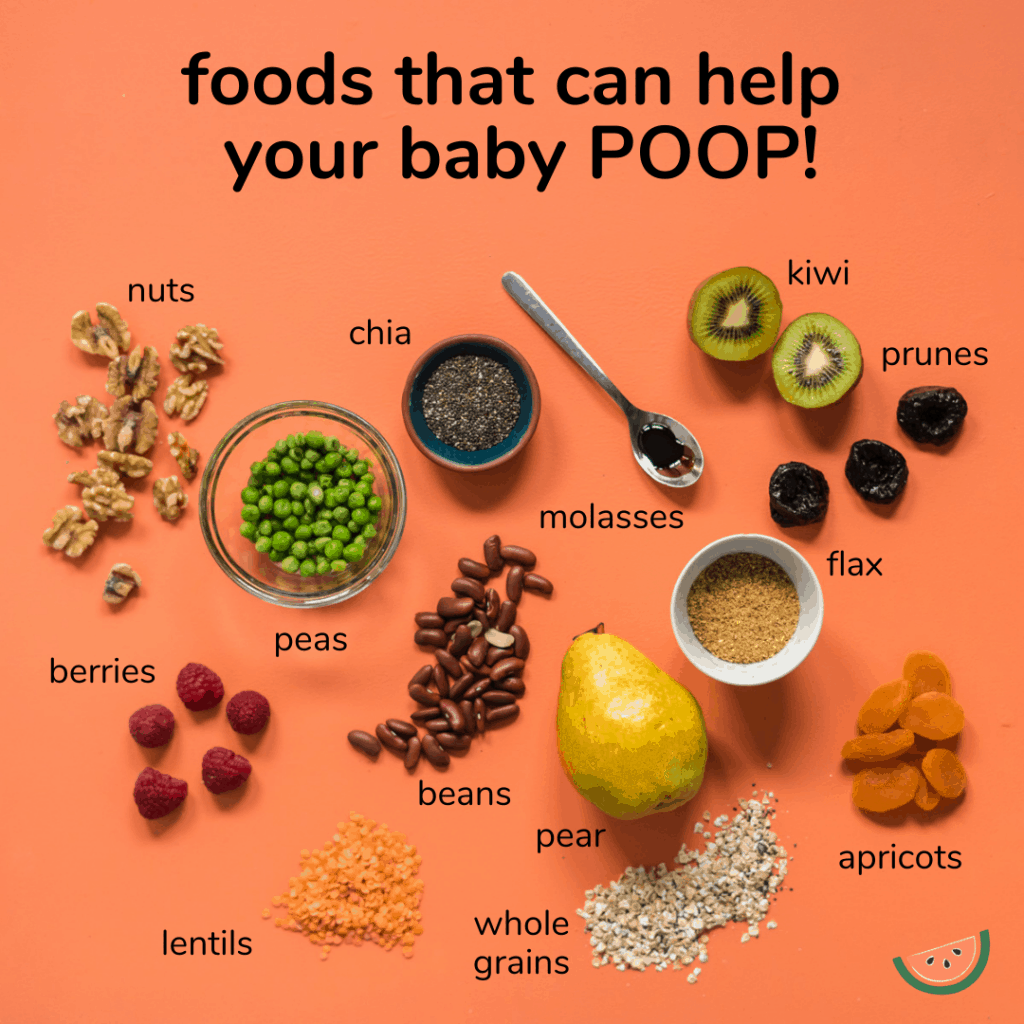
[361,524,377,540]
[313,536,331,552]
[335,462,353,478]
[257,495,273,514]
[273,439,289,456]
[258,520,275,537]
[323,452,342,469]
[272,479,290,498]
[314,458,328,474]
[316,509,333,522]
[280,456,299,475]
[318,474,333,489]
[331,525,352,543]
[282,517,299,533]
[241,503,261,522]
[264,461,282,478]
[299,559,317,577]
[306,430,325,449]
[291,540,309,559]
[289,481,307,500]
[343,543,364,562]
[273,498,291,519]
[345,447,360,462]
[353,481,372,497]
[350,507,371,527]
[240,521,258,540]
[324,539,343,559]
[303,497,315,516]
[367,495,383,513]
[307,485,324,505]
[281,555,300,573]
[291,500,305,517]
[300,513,315,525]
[359,472,375,485]
[241,486,260,504]
[324,491,339,509]
[347,491,366,509]
[271,531,292,551]
[263,484,275,496]
[332,507,351,524]
[300,458,314,471]
[300,471,316,483]
[316,557,331,575]
[326,435,341,451]
[312,519,332,537]
[295,524,312,541]
[250,461,265,478]
[330,559,347,572]
[294,432,306,446]
[255,536,272,553]
[286,434,298,448]
[268,548,285,562]
[247,474,260,488]
[352,460,368,476]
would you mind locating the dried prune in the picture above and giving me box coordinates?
[841,728,915,762]
[844,439,908,504]
[768,461,830,527]
[856,679,912,734]
[898,691,965,740]
[852,761,921,813]
[921,748,967,798]
[897,386,967,445]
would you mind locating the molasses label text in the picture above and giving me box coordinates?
[540,504,684,530]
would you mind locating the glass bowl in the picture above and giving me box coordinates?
[199,401,407,608]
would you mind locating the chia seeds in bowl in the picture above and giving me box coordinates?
[421,355,520,451]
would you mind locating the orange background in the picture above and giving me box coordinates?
[1,1,1021,1020]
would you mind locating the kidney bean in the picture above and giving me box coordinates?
[467,637,489,667]
[411,707,445,723]
[474,697,487,734]
[449,624,473,657]
[444,614,471,635]
[485,703,520,725]
[439,698,465,732]
[375,723,409,754]
[458,557,491,580]
[414,628,447,647]
[436,648,462,679]
[425,717,452,733]
[460,699,475,736]
[452,577,486,602]
[506,565,524,603]
[386,718,417,739]
[467,619,484,638]
[408,683,440,707]
[460,654,487,677]
[491,657,526,681]
[483,534,504,573]
[495,676,525,696]
[482,690,516,706]
[414,612,445,629]
[496,600,517,632]
[508,624,530,660]
[429,663,448,699]
[464,678,492,700]
[436,732,472,751]
[485,588,500,620]
[499,544,536,568]
[472,607,492,630]
[486,645,506,666]
[523,573,553,595]
[409,665,434,690]
[421,734,450,768]
[404,736,421,771]
[449,673,474,701]
[347,730,381,757]
[438,596,475,618]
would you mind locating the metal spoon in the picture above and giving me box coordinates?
[502,271,704,488]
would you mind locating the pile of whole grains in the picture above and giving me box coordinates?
[421,354,520,451]
[686,553,800,663]
[577,792,788,982]
[264,813,424,961]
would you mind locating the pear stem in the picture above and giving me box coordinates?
[573,622,605,640]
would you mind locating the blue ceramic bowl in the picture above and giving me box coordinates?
[402,334,541,471]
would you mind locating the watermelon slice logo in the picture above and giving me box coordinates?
[893,930,990,994]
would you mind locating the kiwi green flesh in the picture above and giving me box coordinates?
[688,267,782,361]
[773,313,863,409]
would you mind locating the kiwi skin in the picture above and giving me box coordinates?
[687,266,782,362]
[772,312,863,409]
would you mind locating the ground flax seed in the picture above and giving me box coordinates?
[687,553,799,663]
[577,793,788,981]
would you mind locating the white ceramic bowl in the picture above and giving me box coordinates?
[670,533,824,686]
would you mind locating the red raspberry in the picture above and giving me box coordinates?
[133,767,188,819]
[202,747,252,794]
[225,690,271,735]
[128,704,175,747]
[176,662,224,711]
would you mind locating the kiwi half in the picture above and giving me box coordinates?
[772,313,863,408]
[688,267,782,361]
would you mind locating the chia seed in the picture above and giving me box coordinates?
[421,355,520,452]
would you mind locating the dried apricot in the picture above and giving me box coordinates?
[841,728,915,763]
[913,773,940,811]
[921,748,967,799]
[856,679,912,734]
[902,650,951,697]
[852,761,921,813]
[898,692,965,740]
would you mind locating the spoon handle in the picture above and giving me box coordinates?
[502,272,635,416]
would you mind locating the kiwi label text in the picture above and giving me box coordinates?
[275,631,347,656]
[788,259,847,285]
[827,551,881,576]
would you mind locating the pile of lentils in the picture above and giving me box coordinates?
[239,430,382,576]
[421,355,520,452]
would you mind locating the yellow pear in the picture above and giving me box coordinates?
[557,632,707,819]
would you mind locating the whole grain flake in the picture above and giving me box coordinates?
[577,793,789,981]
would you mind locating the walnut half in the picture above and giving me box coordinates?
[70,303,131,358]
[82,480,134,522]
[103,563,141,605]
[164,374,208,422]
[103,396,158,454]
[153,476,188,521]
[43,505,98,557]
[167,431,199,480]
[171,323,224,374]
[97,450,153,478]
[107,345,160,402]
[53,395,108,448]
